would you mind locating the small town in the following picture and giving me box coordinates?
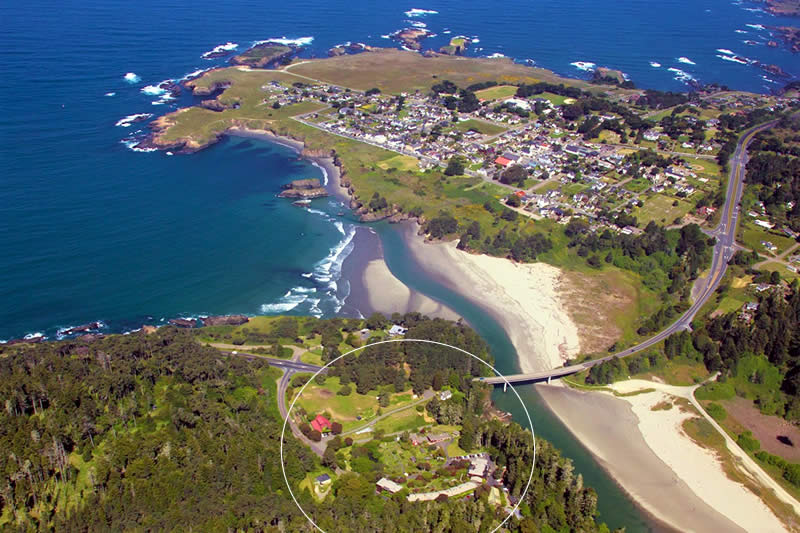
[262,74,798,238]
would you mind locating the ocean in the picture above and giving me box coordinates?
[2,0,798,339]
[2,1,798,529]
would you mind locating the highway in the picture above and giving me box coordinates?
[479,118,780,386]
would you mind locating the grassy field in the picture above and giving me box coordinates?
[634,194,693,226]
[623,178,650,193]
[453,118,507,136]
[759,261,800,281]
[284,49,605,94]
[376,154,420,172]
[292,376,419,432]
[474,85,518,101]
[739,223,796,256]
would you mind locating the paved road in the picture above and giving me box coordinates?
[480,118,781,386]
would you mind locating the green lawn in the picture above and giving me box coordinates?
[474,85,518,101]
[374,408,427,434]
[537,92,570,106]
[453,118,507,136]
[293,376,419,432]
[624,178,651,193]
[634,194,693,226]
[377,154,420,172]
[739,223,796,256]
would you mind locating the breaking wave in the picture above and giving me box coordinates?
[115,113,153,127]
[124,72,140,83]
[201,42,238,59]
[570,61,596,72]
[253,36,314,47]
[405,8,438,17]
[677,56,696,65]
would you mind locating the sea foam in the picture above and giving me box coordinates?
[746,24,766,30]
[201,42,238,59]
[124,72,141,83]
[649,61,662,68]
[570,61,596,72]
[405,8,438,17]
[115,113,153,127]
[677,56,696,65]
[254,36,314,47]
[668,67,695,83]
[716,48,734,55]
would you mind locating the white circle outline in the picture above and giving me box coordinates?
[280,338,536,532]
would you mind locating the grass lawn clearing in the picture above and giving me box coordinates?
[475,85,518,101]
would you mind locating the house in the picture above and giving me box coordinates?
[755,219,775,229]
[468,456,490,480]
[439,390,453,401]
[315,473,332,486]
[377,477,403,494]
[311,414,332,433]
[744,302,759,312]
[409,433,425,446]
[426,432,450,444]
[495,156,512,167]
[388,324,408,336]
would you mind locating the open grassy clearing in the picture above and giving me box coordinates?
[376,154,420,172]
[634,194,694,226]
[285,49,601,94]
[474,85,518,101]
[293,376,419,432]
[739,223,797,256]
[453,118,507,136]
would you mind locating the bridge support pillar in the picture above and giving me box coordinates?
[548,376,551,384]
[503,382,507,393]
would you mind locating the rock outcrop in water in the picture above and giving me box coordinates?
[278,178,328,199]
[169,318,198,328]
[391,28,432,51]
[230,43,294,68]
[202,315,250,326]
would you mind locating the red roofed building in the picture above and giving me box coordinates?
[514,190,525,198]
[311,414,332,433]
[495,156,511,167]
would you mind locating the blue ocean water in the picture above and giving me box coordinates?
[2,0,798,339]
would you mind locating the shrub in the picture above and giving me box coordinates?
[737,431,760,453]
[705,402,727,421]
[695,381,735,401]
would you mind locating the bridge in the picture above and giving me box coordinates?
[476,118,780,389]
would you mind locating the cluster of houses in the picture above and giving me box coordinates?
[259,72,798,238]
[374,452,501,502]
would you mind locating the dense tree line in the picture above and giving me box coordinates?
[0,319,614,531]
[329,316,492,396]
[0,329,317,531]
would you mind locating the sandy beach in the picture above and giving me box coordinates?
[402,223,580,372]
[340,226,460,321]
[540,381,790,532]
[396,222,791,531]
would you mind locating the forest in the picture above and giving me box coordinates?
[1,320,613,532]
